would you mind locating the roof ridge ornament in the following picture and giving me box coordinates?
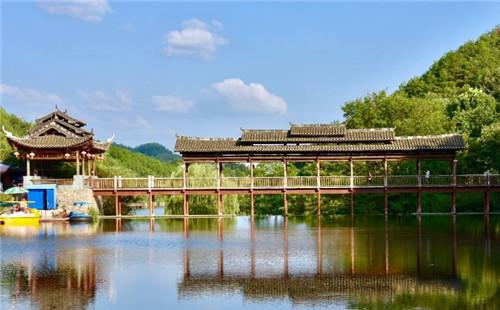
[2,126,14,138]
[106,133,115,143]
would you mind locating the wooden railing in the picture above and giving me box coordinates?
[87,174,500,190]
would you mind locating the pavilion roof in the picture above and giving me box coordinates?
[289,123,346,136]
[4,108,112,154]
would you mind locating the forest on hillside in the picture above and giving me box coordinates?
[1,28,499,215]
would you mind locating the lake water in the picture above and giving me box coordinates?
[1,215,499,309]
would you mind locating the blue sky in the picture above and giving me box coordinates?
[1,1,499,149]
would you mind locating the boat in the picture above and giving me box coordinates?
[0,211,41,226]
[68,211,93,222]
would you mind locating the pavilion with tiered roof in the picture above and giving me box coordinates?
[3,107,113,180]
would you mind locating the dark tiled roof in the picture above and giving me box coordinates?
[35,110,86,126]
[175,134,465,154]
[7,135,91,149]
[240,128,395,143]
[29,119,92,138]
[289,124,346,136]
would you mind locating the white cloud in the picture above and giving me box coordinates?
[37,0,111,22]
[0,84,63,106]
[163,18,226,59]
[212,78,287,114]
[80,90,133,111]
[152,95,193,113]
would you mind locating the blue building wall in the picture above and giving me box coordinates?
[27,184,57,210]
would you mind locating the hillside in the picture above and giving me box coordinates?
[119,142,181,162]
[343,28,500,173]
[0,107,179,178]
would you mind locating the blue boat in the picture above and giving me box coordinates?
[68,211,93,222]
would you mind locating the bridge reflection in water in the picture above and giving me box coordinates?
[143,215,492,304]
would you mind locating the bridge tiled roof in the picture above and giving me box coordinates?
[175,133,465,154]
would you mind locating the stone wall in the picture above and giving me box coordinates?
[56,185,98,214]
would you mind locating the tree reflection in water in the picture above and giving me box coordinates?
[0,215,499,309]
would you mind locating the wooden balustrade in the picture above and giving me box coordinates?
[320,176,350,187]
[287,176,317,188]
[85,174,499,190]
[253,177,284,188]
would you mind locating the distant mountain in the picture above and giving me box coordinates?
[132,142,180,162]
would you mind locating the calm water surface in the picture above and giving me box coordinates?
[1,215,499,309]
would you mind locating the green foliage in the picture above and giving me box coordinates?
[0,107,32,164]
[96,144,178,177]
[120,142,181,162]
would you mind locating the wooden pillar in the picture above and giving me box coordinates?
[87,157,92,176]
[26,158,31,177]
[316,158,321,187]
[81,153,85,177]
[417,159,422,187]
[317,190,321,216]
[349,157,354,188]
[217,192,223,216]
[451,190,457,214]
[451,159,457,186]
[76,151,80,175]
[283,191,288,216]
[250,159,255,218]
[417,191,422,214]
[92,159,96,176]
[149,218,155,233]
[114,194,121,217]
[250,191,255,218]
[350,192,355,217]
[383,157,388,187]
[183,192,189,216]
[283,157,288,216]
[484,191,490,214]
[384,190,389,216]
[149,192,154,217]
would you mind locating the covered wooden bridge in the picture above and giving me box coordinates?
[91,124,499,217]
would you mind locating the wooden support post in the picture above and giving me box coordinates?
[183,192,189,216]
[283,159,287,189]
[217,191,223,216]
[76,151,79,175]
[417,159,422,187]
[183,162,189,189]
[384,190,388,216]
[451,159,457,186]
[149,192,154,217]
[81,155,85,177]
[417,191,422,215]
[283,191,288,216]
[484,191,490,215]
[383,157,388,187]
[250,191,255,218]
[350,192,355,217]
[317,190,321,216]
[249,159,254,190]
[114,193,119,217]
[92,159,96,176]
[451,190,456,214]
[26,158,31,177]
[349,158,354,189]
[250,217,255,277]
[316,158,321,188]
